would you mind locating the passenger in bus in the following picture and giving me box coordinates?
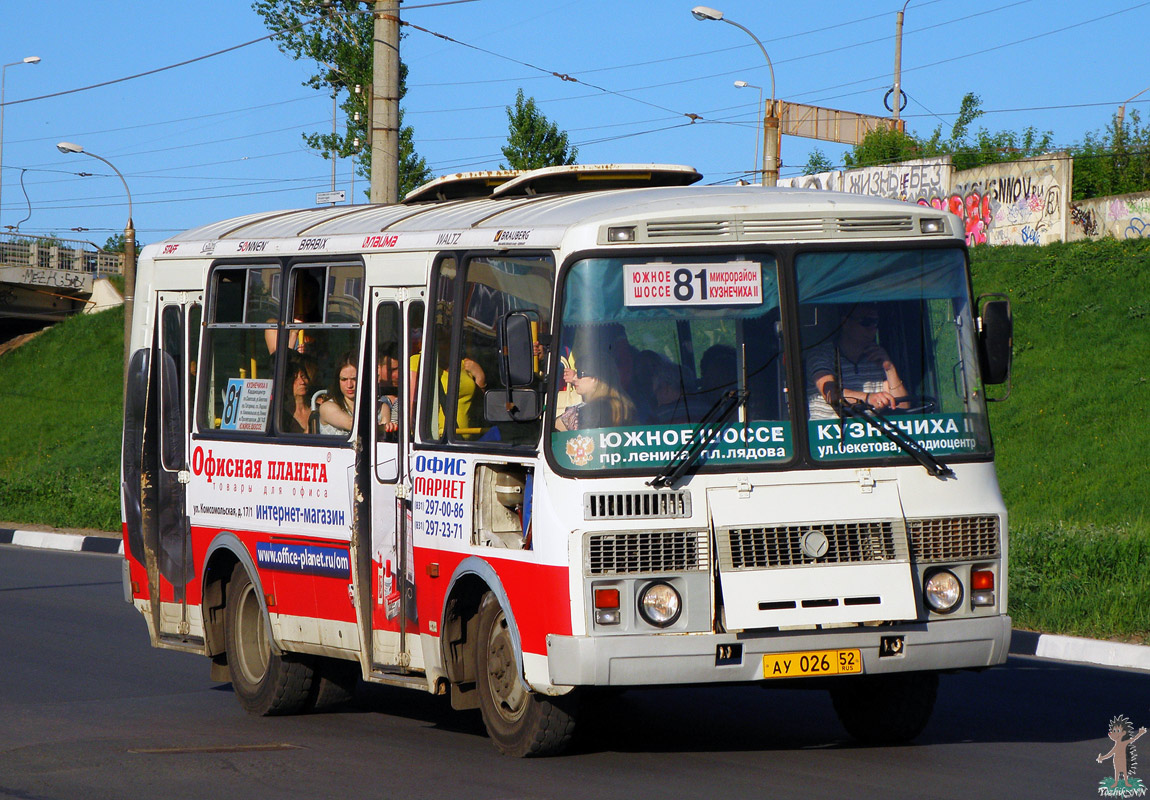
[265,272,321,355]
[319,351,358,434]
[282,356,317,434]
[555,344,635,431]
[377,345,401,435]
[603,323,641,401]
[649,359,689,423]
[807,303,909,420]
[410,344,487,438]
[698,344,737,406]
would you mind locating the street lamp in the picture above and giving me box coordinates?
[56,141,135,384]
[1,56,41,230]
[691,7,778,186]
[734,80,763,182]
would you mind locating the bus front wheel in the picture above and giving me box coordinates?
[225,564,315,715]
[475,593,575,757]
[829,670,938,745]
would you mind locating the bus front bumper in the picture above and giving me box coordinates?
[547,615,1011,687]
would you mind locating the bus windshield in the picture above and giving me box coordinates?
[796,248,992,464]
[550,255,791,473]
[549,247,992,475]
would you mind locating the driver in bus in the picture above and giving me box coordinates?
[807,303,910,420]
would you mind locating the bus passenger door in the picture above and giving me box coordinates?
[367,290,423,670]
[154,292,201,639]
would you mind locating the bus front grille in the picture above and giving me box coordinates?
[719,521,907,570]
[587,530,709,575]
[907,515,1000,561]
[584,490,692,520]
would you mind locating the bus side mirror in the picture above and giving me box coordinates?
[978,294,1013,391]
[500,312,536,388]
[484,389,541,422]
[488,311,542,422]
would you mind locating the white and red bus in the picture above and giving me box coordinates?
[122,164,1013,756]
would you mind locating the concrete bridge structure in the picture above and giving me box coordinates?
[0,233,122,331]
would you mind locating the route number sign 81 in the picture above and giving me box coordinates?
[624,262,762,307]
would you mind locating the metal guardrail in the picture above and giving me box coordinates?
[0,233,123,275]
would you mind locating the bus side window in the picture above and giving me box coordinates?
[459,255,554,445]
[199,266,279,432]
[279,263,364,438]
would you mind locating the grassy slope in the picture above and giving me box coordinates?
[0,239,1147,640]
[972,238,1150,641]
[0,307,123,531]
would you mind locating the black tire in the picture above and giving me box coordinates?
[308,657,359,712]
[830,671,938,745]
[475,593,576,757]
[225,564,315,716]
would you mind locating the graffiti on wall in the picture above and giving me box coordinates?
[839,157,952,204]
[916,192,992,245]
[776,170,842,191]
[1065,192,1150,241]
[1070,203,1100,237]
[945,157,1069,247]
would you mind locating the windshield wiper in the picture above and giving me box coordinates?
[648,389,748,488]
[834,398,955,479]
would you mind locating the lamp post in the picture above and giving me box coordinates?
[1,56,41,230]
[57,142,134,383]
[692,6,778,186]
[734,80,763,182]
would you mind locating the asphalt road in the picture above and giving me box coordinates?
[1,545,1146,800]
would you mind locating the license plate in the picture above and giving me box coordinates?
[762,648,862,679]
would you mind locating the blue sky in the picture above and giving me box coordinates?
[2,0,1148,244]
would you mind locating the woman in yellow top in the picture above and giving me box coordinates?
[410,352,486,438]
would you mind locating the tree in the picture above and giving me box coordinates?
[801,148,834,175]
[103,233,144,253]
[842,126,920,169]
[251,0,432,199]
[500,89,577,171]
[845,93,1054,173]
[1072,109,1150,199]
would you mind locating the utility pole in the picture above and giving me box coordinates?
[763,102,780,187]
[890,1,910,123]
[371,0,400,204]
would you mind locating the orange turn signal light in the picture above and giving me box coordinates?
[971,570,994,591]
[594,588,620,609]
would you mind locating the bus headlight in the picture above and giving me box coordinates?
[637,581,682,627]
[924,570,963,613]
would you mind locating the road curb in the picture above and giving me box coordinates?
[0,527,123,555]
[1010,628,1150,672]
[3,527,1146,672]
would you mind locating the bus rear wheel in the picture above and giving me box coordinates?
[475,593,575,757]
[829,670,938,745]
[225,564,314,716]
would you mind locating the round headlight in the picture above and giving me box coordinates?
[924,569,963,613]
[637,581,682,627]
